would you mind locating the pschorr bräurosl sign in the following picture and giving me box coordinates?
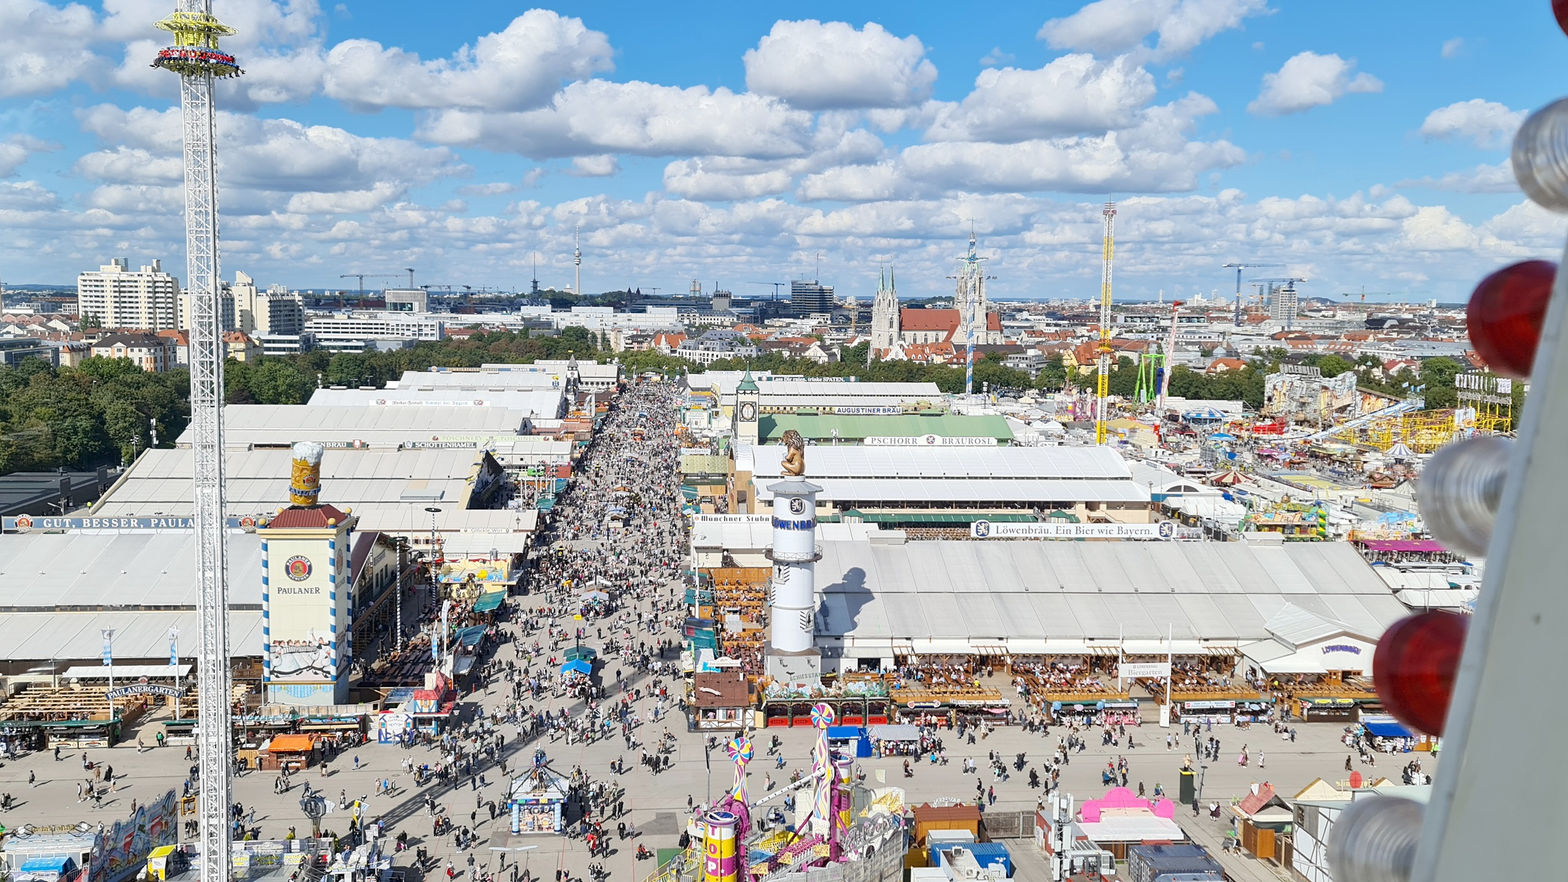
[969,521,1179,540]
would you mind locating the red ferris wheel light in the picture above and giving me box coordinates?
[1373,610,1468,737]
[1467,260,1555,379]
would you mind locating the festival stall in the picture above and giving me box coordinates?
[825,725,873,758]
[256,733,316,771]
[689,672,751,732]
[1358,715,1420,753]
[1072,786,1183,861]
[1296,696,1358,722]
[867,723,922,756]
[402,673,457,735]
[508,751,572,834]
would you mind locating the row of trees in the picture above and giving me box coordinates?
[0,357,190,474]
[0,326,1508,476]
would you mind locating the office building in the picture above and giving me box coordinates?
[0,338,58,367]
[384,288,429,313]
[305,312,445,351]
[76,258,179,331]
[790,280,834,316]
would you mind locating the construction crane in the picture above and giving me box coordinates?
[339,273,402,296]
[753,282,787,300]
[150,2,239,878]
[1222,262,1283,325]
[1096,202,1116,444]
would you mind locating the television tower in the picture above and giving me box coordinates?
[1096,201,1116,445]
[573,226,582,296]
[151,3,240,878]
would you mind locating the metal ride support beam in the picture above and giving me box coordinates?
[153,4,240,879]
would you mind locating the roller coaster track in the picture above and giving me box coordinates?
[1294,397,1426,443]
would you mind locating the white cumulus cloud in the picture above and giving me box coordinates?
[0,0,99,98]
[0,135,55,178]
[570,156,620,177]
[1398,205,1478,251]
[1419,99,1526,149]
[75,104,463,212]
[925,55,1157,142]
[664,159,793,201]
[744,20,936,110]
[418,81,815,160]
[323,10,612,112]
[901,131,1245,194]
[1248,51,1382,116]
[798,163,905,202]
[1398,162,1517,194]
[1039,0,1268,60]
[73,146,184,185]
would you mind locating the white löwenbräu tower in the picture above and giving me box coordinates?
[868,268,900,365]
[766,431,821,683]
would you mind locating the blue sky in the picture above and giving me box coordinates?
[0,0,1563,303]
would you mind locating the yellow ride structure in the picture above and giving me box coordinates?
[1316,408,1512,454]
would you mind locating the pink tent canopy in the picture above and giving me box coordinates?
[1079,786,1176,822]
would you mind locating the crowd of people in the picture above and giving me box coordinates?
[178,378,700,882]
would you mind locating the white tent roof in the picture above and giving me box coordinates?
[174,404,533,446]
[307,387,564,417]
[813,540,1408,647]
[1264,602,1355,647]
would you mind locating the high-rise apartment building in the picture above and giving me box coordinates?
[1269,282,1299,329]
[77,258,179,330]
[229,271,305,336]
[179,285,237,332]
[790,280,834,316]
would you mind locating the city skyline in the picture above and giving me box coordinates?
[0,1,1561,302]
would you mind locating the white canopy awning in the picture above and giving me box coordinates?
[60,664,193,680]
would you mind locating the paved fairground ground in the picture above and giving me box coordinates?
[0,684,1431,882]
[0,384,1435,882]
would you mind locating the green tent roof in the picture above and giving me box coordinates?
[758,412,1014,443]
[472,592,506,613]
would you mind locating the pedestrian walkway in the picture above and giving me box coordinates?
[1174,812,1291,882]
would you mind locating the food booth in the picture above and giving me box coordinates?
[257,733,316,771]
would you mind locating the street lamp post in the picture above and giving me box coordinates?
[170,627,181,720]
[101,628,116,728]
[424,506,442,557]
[395,537,404,653]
